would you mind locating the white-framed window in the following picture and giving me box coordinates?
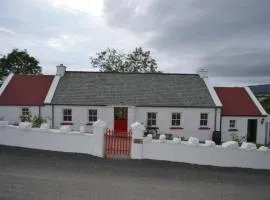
[171,112,181,126]
[147,112,157,126]
[200,113,208,126]
[88,109,97,122]
[21,107,30,117]
[63,109,72,122]
[229,120,236,128]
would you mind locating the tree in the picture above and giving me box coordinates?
[125,47,158,73]
[0,49,42,82]
[90,47,159,73]
[90,48,126,72]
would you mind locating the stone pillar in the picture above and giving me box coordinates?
[92,119,107,158]
[131,122,145,159]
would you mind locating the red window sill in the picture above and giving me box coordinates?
[86,122,93,126]
[170,127,184,130]
[199,127,210,130]
[61,122,73,125]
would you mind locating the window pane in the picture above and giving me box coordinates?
[89,109,97,122]
[172,113,176,119]
[63,109,72,121]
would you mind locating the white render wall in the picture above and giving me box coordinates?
[215,108,221,131]
[53,106,220,141]
[0,106,53,126]
[0,106,39,123]
[53,105,112,130]
[53,105,136,131]
[135,107,218,140]
[1,105,221,141]
[221,116,266,144]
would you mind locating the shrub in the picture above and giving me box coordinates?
[230,132,246,144]
[19,113,32,122]
[31,115,47,128]
[230,132,240,143]
[19,111,47,128]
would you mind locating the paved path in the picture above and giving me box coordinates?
[0,145,270,200]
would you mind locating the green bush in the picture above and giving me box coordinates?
[230,132,240,143]
[31,115,47,128]
[19,111,47,128]
[19,113,32,122]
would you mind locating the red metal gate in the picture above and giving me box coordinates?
[104,129,132,158]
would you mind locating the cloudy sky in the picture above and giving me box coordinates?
[0,0,270,86]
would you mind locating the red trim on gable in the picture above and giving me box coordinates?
[214,87,263,116]
[0,75,54,106]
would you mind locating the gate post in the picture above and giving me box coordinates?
[131,122,145,159]
[93,119,107,158]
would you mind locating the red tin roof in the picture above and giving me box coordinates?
[0,75,54,106]
[214,87,263,116]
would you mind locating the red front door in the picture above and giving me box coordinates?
[114,107,128,133]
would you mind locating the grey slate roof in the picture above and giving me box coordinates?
[51,71,216,107]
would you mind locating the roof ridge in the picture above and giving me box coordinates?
[66,71,199,76]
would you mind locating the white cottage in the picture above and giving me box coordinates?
[0,65,64,125]
[0,74,54,124]
[215,87,268,144]
[48,65,222,141]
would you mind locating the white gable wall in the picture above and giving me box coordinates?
[221,116,266,144]
[0,106,39,123]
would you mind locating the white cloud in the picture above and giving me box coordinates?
[47,34,91,51]
[59,34,89,45]
[47,39,65,51]
[0,27,15,35]
[47,0,103,16]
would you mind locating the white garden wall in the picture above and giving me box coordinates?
[221,116,266,144]
[130,122,270,170]
[0,120,106,157]
[141,140,270,170]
